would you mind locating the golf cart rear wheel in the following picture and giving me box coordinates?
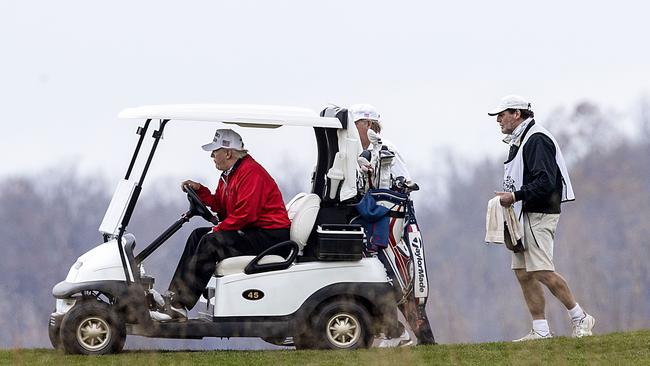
[314,300,373,349]
[60,301,126,355]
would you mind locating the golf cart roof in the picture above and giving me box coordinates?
[118,104,342,129]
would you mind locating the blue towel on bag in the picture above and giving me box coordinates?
[355,192,390,249]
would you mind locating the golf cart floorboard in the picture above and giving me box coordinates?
[127,318,290,339]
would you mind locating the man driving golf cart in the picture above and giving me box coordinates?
[150,129,291,321]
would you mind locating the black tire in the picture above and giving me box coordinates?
[312,300,373,350]
[60,301,126,355]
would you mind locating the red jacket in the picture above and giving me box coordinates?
[196,155,291,232]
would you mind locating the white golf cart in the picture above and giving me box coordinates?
[48,105,402,355]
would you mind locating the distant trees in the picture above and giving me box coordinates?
[0,169,109,347]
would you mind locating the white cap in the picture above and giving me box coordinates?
[487,95,532,116]
[201,129,244,151]
[350,103,381,123]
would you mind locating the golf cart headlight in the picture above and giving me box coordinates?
[55,298,77,313]
[73,261,83,270]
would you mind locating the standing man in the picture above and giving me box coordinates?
[151,129,291,321]
[490,95,595,341]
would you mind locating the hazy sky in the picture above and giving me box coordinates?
[2,0,649,190]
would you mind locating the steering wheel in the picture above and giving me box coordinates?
[184,186,219,225]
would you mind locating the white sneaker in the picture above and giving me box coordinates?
[149,305,187,322]
[149,310,173,322]
[375,333,400,348]
[572,313,595,338]
[513,330,553,342]
[397,330,415,347]
[375,330,414,348]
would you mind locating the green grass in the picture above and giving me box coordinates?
[2,330,649,366]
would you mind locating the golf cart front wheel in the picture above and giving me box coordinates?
[60,301,126,355]
[314,300,373,349]
[48,312,62,350]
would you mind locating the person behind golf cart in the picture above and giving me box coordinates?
[351,104,437,346]
[150,129,291,321]
[350,103,411,182]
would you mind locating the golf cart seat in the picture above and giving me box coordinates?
[285,192,321,250]
[215,193,321,276]
[215,254,287,276]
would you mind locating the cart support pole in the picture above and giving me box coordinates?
[116,119,169,284]
[135,215,189,264]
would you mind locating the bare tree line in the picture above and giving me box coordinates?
[0,99,648,348]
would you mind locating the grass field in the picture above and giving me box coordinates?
[2,330,649,366]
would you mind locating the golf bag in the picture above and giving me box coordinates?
[361,189,436,344]
[355,129,435,344]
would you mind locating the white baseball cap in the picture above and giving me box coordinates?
[201,129,244,151]
[350,103,381,123]
[488,95,532,116]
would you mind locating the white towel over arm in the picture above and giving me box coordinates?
[485,196,505,243]
[485,196,524,250]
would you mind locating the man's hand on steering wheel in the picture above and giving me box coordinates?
[181,181,219,225]
[181,180,201,192]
